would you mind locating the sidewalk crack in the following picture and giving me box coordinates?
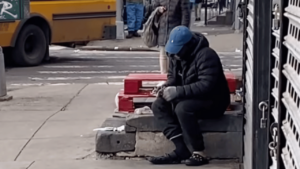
[26,161,35,169]
[13,84,89,161]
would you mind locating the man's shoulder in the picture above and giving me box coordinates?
[195,47,219,60]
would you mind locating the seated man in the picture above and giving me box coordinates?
[149,26,230,166]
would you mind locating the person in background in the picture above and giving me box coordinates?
[150,0,190,74]
[149,26,230,166]
[126,0,144,38]
[190,0,203,21]
[218,0,226,14]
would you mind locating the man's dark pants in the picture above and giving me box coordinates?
[151,97,221,152]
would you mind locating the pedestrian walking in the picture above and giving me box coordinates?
[150,0,190,74]
[190,0,203,21]
[126,0,144,38]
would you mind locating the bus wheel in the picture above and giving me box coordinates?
[12,24,47,66]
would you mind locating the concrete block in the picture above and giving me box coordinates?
[198,114,243,132]
[134,132,175,157]
[95,131,136,153]
[133,132,243,159]
[203,132,243,159]
[125,115,163,132]
[125,113,243,133]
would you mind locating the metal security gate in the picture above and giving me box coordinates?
[268,0,281,168]
[267,0,300,168]
[242,0,273,169]
[242,0,254,168]
[243,0,300,168]
[276,0,300,168]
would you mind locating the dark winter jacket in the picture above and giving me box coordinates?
[166,33,230,115]
[151,0,190,46]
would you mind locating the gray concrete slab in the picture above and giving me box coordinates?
[131,132,243,159]
[125,113,243,133]
[50,84,120,121]
[96,131,136,153]
[0,121,43,139]
[0,84,85,111]
[30,160,240,169]
[0,84,121,162]
[16,138,94,161]
[0,139,28,161]
[0,111,54,122]
[49,110,110,121]
[0,161,33,169]
[34,120,100,139]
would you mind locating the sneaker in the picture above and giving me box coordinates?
[148,152,182,164]
[133,31,141,37]
[195,18,201,21]
[185,153,209,166]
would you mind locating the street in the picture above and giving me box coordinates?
[5,47,242,86]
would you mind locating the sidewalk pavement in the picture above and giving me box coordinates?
[81,26,243,52]
[0,84,119,163]
[1,159,240,169]
[0,84,240,169]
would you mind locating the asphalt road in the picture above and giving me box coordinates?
[5,47,242,86]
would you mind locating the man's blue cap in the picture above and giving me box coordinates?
[165,26,193,55]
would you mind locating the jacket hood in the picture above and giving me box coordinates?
[191,32,210,56]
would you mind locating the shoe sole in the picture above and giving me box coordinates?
[148,159,182,165]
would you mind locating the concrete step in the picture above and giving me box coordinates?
[95,103,243,162]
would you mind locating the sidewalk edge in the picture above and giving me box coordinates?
[79,46,159,52]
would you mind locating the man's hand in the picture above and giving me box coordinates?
[162,86,178,101]
[158,6,166,14]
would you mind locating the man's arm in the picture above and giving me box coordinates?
[176,48,221,98]
[181,0,191,27]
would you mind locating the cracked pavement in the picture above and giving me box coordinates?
[0,84,122,168]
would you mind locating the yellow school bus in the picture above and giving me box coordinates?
[0,0,116,66]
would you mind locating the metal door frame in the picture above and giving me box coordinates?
[252,0,273,168]
[242,0,273,168]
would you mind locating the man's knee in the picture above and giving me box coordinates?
[174,101,190,117]
[151,97,167,114]
[175,100,202,117]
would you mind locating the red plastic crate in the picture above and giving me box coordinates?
[124,74,167,94]
[118,89,155,112]
[123,72,237,95]
[118,72,239,113]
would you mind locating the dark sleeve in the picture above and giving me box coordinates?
[181,0,191,27]
[176,48,222,98]
[165,58,176,86]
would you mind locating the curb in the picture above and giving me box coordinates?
[78,46,243,54]
[79,46,158,52]
[0,95,13,102]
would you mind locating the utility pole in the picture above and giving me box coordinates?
[116,0,125,39]
[0,47,13,101]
